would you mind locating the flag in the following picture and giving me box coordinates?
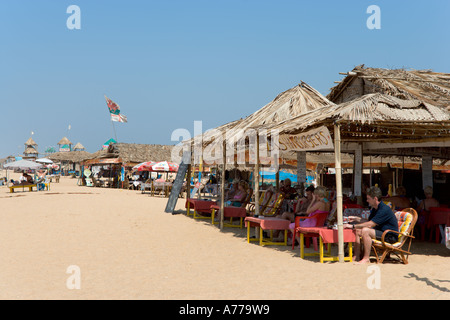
[105,95,128,123]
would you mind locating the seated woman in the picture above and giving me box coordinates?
[297,186,330,227]
[417,185,439,213]
[275,186,330,243]
[225,181,248,207]
[416,186,440,237]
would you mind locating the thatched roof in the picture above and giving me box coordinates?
[83,143,175,164]
[24,147,38,154]
[266,93,450,143]
[25,137,37,146]
[201,81,334,148]
[58,137,72,145]
[48,150,92,163]
[73,142,85,150]
[327,65,450,109]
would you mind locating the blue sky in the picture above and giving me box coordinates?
[1,0,449,158]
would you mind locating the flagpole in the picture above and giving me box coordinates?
[111,118,118,143]
[105,95,119,142]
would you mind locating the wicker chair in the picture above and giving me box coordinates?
[371,208,418,264]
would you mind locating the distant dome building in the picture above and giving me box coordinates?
[24,137,38,158]
[73,142,85,151]
[57,137,72,152]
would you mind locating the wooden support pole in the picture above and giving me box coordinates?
[220,140,226,230]
[334,124,344,263]
[254,133,260,216]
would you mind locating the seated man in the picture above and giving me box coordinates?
[280,178,297,200]
[17,173,33,185]
[276,185,315,222]
[345,186,399,264]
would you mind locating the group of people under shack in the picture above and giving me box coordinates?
[211,175,442,263]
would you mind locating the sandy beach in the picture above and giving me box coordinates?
[0,173,449,300]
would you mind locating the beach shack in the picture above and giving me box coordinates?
[81,143,175,188]
[261,92,450,261]
[23,137,39,160]
[57,137,73,153]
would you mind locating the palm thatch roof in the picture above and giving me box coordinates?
[83,143,175,165]
[24,147,38,154]
[266,93,450,144]
[73,142,85,150]
[48,151,92,163]
[25,137,37,146]
[200,81,334,148]
[327,65,450,109]
[58,137,72,145]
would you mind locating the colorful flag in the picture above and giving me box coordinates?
[105,95,128,123]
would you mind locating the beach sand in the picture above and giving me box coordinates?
[0,172,449,300]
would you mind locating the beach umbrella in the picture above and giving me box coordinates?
[132,161,156,172]
[150,161,179,172]
[4,159,43,170]
[46,163,60,170]
[36,157,54,164]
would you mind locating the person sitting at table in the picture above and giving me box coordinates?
[272,185,315,241]
[416,186,439,213]
[275,185,315,222]
[225,179,240,201]
[415,185,440,236]
[225,181,248,207]
[383,186,410,210]
[344,186,399,264]
[276,186,330,243]
[280,178,297,200]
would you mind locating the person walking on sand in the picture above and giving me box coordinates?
[345,186,398,264]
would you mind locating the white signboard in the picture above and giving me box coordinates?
[277,126,334,152]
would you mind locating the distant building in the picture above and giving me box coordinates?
[73,142,85,151]
[24,137,38,159]
[58,137,73,152]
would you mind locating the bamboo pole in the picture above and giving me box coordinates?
[334,124,344,263]
[254,133,260,216]
[220,140,226,230]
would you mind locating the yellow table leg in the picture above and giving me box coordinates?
[187,202,191,216]
[349,242,353,262]
[300,233,305,259]
[259,227,263,246]
[320,237,324,263]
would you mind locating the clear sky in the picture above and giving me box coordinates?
[1,0,449,158]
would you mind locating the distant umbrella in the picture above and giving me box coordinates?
[132,161,156,172]
[149,161,179,172]
[4,159,43,170]
[36,158,54,164]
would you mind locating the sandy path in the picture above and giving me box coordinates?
[0,174,449,300]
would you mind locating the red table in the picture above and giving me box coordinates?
[428,207,450,243]
[296,227,356,263]
[210,205,247,228]
[185,199,216,219]
[245,217,291,246]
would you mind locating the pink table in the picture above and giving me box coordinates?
[185,199,216,219]
[296,227,356,263]
[245,216,291,246]
[210,205,247,228]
